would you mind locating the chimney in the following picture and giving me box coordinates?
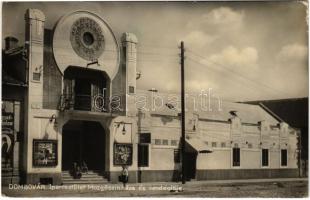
[5,37,19,50]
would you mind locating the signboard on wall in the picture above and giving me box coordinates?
[33,139,58,167]
[113,143,132,166]
[2,101,15,168]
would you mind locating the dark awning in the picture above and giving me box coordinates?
[185,138,213,153]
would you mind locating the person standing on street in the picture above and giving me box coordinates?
[121,165,129,188]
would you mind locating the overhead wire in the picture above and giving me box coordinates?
[186,49,291,97]
[186,56,266,100]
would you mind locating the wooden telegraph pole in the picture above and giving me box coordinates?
[180,41,186,184]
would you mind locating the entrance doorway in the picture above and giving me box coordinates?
[62,120,106,171]
[184,152,197,180]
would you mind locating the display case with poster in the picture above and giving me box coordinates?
[113,143,132,166]
[33,139,58,167]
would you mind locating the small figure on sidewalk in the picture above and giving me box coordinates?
[121,165,129,188]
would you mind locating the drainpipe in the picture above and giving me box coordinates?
[298,130,302,178]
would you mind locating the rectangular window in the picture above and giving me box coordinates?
[212,142,217,147]
[248,143,253,148]
[129,86,135,94]
[171,140,178,146]
[154,139,161,145]
[139,133,151,144]
[174,149,180,163]
[281,149,288,166]
[33,72,41,81]
[138,144,149,167]
[162,139,168,145]
[233,148,240,167]
[221,142,226,148]
[262,149,269,167]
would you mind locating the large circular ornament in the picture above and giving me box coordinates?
[70,17,105,61]
[53,11,120,80]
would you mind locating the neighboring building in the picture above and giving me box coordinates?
[2,37,27,185]
[1,9,300,185]
[242,98,308,176]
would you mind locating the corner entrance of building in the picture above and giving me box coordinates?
[62,120,106,171]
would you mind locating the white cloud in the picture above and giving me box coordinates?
[207,46,258,69]
[186,7,245,36]
[269,43,308,97]
[182,30,217,49]
[202,7,244,26]
[276,43,308,65]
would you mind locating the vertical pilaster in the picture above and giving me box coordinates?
[24,9,45,176]
[259,120,271,149]
[121,33,138,117]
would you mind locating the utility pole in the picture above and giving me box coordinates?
[180,41,186,184]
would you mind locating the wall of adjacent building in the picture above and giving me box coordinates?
[137,113,299,181]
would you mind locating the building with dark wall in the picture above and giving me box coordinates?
[2,37,27,185]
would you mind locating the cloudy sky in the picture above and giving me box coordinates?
[2,1,308,101]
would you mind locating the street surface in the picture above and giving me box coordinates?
[2,178,308,197]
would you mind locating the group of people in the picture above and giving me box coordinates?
[71,161,89,179]
[71,162,129,187]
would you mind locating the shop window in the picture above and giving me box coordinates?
[139,133,151,144]
[174,149,180,163]
[233,148,240,166]
[162,139,168,145]
[138,144,149,167]
[281,149,288,166]
[262,149,269,166]
[155,139,161,145]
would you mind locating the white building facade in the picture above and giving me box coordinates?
[3,9,300,185]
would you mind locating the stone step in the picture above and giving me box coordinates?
[62,176,105,181]
[62,175,104,179]
[62,179,108,185]
[62,170,108,185]
[62,170,105,174]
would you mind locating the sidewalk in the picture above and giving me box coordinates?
[2,177,308,197]
[119,177,308,188]
[171,177,308,186]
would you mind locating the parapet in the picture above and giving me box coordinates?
[121,32,138,44]
[25,8,45,22]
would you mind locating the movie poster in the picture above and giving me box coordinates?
[33,140,58,167]
[113,143,132,166]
